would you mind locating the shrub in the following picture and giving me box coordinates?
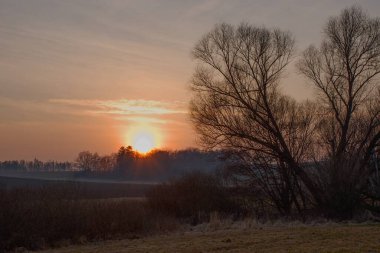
[146,172,238,224]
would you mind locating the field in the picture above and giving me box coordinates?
[36,223,380,253]
[0,175,160,252]
[0,175,153,199]
[2,173,380,253]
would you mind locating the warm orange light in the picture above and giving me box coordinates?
[124,123,163,154]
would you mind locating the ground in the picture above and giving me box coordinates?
[37,223,380,253]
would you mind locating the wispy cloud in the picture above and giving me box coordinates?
[0,97,187,125]
[115,116,168,124]
[49,98,187,116]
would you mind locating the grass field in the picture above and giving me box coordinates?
[37,223,380,253]
[0,176,153,199]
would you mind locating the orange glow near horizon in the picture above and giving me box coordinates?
[125,123,163,154]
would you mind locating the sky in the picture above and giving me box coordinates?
[1,0,380,161]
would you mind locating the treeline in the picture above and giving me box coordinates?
[75,146,221,181]
[0,159,72,172]
[0,147,222,182]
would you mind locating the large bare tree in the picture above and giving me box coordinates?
[190,23,320,214]
[191,6,380,218]
[298,6,380,217]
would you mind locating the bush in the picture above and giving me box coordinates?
[146,172,238,224]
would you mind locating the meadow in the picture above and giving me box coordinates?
[0,176,158,252]
[2,173,380,253]
[36,223,380,253]
[0,176,153,199]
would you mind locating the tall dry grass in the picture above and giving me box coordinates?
[0,186,178,252]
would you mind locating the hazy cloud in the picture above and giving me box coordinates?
[49,98,187,116]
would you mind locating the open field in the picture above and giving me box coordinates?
[0,176,154,199]
[36,223,380,253]
[0,171,158,185]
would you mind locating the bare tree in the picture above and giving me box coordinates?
[298,6,380,217]
[190,23,320,214]
[75,151,99,172]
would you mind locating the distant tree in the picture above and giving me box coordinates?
[32,158,43,171]
[298,6,380,217]
[98,155,116,172]
[75,151,99,172]
[115,146,136,177]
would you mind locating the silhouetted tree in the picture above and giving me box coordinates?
[298,6,380,218]
[75,151,100,172]
[115,146,136,177]
[190,23,318,215]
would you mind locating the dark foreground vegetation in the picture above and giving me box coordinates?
[2,171,380,252]
[0,181,156,252]
[0,173,235,252]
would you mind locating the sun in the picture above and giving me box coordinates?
[125,124,163,154]
[133,132,155,154]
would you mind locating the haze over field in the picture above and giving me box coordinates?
[1,0,380,161]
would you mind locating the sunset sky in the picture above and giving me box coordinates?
[1,0,380,161]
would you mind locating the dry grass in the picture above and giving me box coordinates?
[36,223,380,253]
